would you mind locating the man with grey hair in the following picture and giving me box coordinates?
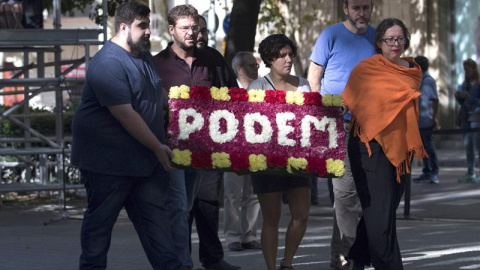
[223,51,261,252]
[307,0,374,269]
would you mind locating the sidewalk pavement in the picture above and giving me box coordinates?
[0,147,479,270]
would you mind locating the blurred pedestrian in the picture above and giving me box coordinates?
[455,58,480,183]
[307,0,375,268]
[342,18,425,270]
[223,51,262,252]
[413,55,440,184]
[71,2,180,269]
[249,34,311,270]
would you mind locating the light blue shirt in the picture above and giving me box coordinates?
[310,22,375,120]
[418,71,438,128]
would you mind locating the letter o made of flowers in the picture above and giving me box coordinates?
[209,110,239,143]
[244,112,273,144]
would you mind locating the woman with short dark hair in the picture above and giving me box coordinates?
[342,18,425,270]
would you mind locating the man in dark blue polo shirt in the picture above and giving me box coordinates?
[153,4,240,270]
[71,2,181,270]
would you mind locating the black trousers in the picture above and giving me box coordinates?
[347,137,405,270]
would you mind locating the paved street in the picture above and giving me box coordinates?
[1,147,480,270]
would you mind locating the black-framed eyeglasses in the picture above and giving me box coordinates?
[382,36,406,46]
[176,25,200,34]
[244,63,259,70]
[199,28,209,35]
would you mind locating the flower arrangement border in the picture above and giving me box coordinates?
[167,85,346,177]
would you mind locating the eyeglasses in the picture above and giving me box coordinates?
[244,63,260,69]
[199,28,209,35]
[381,36,406,46]
[176,25,200,34]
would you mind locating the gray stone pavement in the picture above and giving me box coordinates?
[1,147,480,270]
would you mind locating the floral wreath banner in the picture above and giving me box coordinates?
[167,85,346,177]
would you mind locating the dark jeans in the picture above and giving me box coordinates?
[419,128,439,175]
[347,138,405,270]
[188,171,224,268]
[79,166,181,270]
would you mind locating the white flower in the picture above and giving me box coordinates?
[276,112,296,146]
[244,113,273,143]
[178,108,204,140]
[300,115,338,149]
[209,110,239,143]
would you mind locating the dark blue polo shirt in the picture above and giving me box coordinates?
[71,40,166,177]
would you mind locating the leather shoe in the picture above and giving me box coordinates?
[242,240,262,250]
[227,241,243,251]
[204,260,242,270]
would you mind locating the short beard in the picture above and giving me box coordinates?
[196,38,207,49]
[347,13,369,31]
[127,32,151,53]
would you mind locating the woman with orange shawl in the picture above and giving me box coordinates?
[342,18,426,270]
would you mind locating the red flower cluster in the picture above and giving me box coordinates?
[267,154,288,168]
[190,86,211,99]
[229,87,249,102]
[265,90,286,104]
[306,157,327,176]
[230,152,250,171]
[303,92,322,106]
[191,152,212,169]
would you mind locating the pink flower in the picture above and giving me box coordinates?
[229,87,249,102]
[230,152,250,171]
[266,154,288,168]
[191,151,212,169]
[265,90,286,104]
[306,157,327,176]
[303,92,322,106]
[190,86,211,100]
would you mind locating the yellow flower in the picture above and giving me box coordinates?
[249,154,267,172]
[286,91,304,105]
[178,85,190,99]
[172,149,192,166]
[332,95,343,106]
[326,158,345,177]
[248,89,266,102]
[322,94,333,106]
[210,86,231,101]
[212,152,231,168]
[287,157,308,173]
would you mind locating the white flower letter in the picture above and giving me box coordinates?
[209,110,239,143]
[244,113,272,144]
[301,115,338,148]
[178,108,204,140]
[276,112,296,146]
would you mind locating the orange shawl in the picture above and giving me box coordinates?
[342,54,427,182]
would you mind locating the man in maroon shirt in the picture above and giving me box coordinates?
[153,4,240,270]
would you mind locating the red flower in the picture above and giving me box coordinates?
[191,151,212,169]
[303,92,322,106]
[229,87,249,102]
[306,157,327,176]
[267,154,287,168]
[230,152,250,171]
[265,90,286,103]
[190,86,211,99]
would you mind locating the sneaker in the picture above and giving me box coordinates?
[242,240,262,250]
[413,173,430,182]
[330,254,349,270]
[430,174,439,184]
[458,173,476,183]
[227,242,243,251]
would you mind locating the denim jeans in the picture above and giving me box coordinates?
[79,166,181,270]
[464,121,480,175]
[166,169,198,268]
[419,127,439,175]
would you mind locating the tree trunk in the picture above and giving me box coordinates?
[224,0,262,67]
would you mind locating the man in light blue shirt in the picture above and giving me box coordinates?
[307,1,375,269]
[414,56,440,184]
